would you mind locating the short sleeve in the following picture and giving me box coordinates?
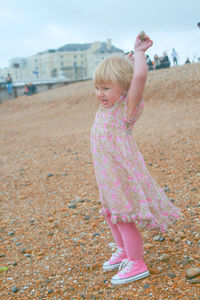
[123,98,144,127]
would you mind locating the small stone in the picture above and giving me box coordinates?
[185,267,200,278]
[167,272,176,278]
[51,222,59,229]
[139,31,146,41]
[47,217,54,222]
[72,238,78,246]
[158,253,170,262]
[37,251,45,256]
[167,280,173,286]
[24,253,31,258]
[164,186,170,192]
[20,248,26,254]
[8,231,15,236]
[12,286,19,293]
[153,235,161,241]
[36,256,43,260]
[175,237,181,243]
[188,278,200,284]
[30,219,35,225]
[143,283,150,289]
[185,240,192,246]
[68,204,77,209]
[153,235,165,242]
[47,173,54,177]
[168,234,175,241]
[47,289,53,294]
[25,248,33,254]
[48,231,54,236]
[144,243,153,249]
[81,292,86,298]
[179,232,185,239]
[184,256,193,262]
[149,267,162,274]
[191,187,197,191]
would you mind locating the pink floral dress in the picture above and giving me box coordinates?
[90,96,180,231]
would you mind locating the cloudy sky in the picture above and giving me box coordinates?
[1,0,200,68]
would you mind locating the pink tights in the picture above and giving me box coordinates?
[105,215,143,260]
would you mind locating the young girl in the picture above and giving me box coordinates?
[90,33,180,285]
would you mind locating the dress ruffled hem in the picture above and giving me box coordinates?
[101,207,180,233]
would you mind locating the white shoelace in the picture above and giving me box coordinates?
[111,247,124,260]
[108,242,117,251]
[119,259,135,274]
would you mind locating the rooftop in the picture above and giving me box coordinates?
[37,41,123,55]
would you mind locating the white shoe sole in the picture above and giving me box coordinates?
[111,270,150,285]
[103,262,121,271]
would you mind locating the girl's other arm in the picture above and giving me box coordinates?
[126,34,153,120]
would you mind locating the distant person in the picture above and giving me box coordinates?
[24,84,29,95]
[160,52,170,68]
[28,82,37,95]
[171,48,178,65]
[90,33,180,286]
[6,73,13,95]
[185,58,191,64]
[154,54,161,69]
[145,55,153,71]
[24,82,37,96]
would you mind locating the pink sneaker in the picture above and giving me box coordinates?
[103,248,126,271]
[111,259,150,285]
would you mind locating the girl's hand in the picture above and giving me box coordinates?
[134,33,153,53]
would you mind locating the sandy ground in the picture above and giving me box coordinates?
[0,63,200,299]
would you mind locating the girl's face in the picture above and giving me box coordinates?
[95,82,124,108]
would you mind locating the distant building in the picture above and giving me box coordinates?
[0,39,124,82]
[9,57,28,69]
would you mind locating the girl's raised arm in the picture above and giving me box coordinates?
[126,34,153,120]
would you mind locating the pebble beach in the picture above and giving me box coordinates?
[0,63,200,299]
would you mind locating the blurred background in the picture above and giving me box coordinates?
[0,0,199,84]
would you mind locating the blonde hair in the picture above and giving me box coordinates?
[93,56,134,91]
